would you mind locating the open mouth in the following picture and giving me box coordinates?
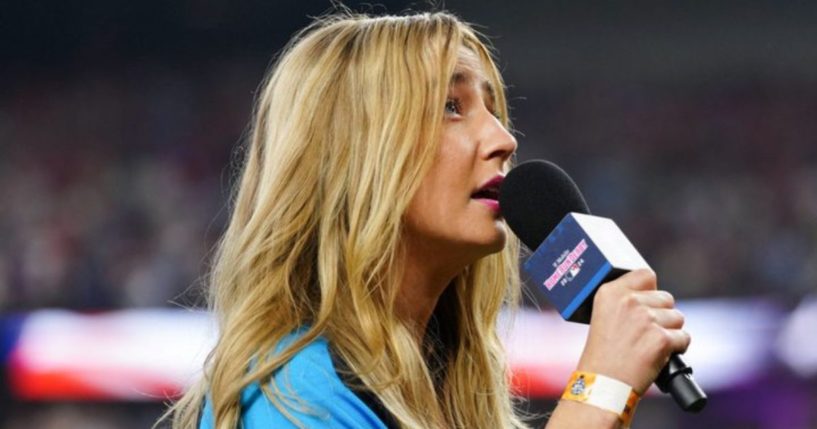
[471,175,504,201]
[471,186,499,200]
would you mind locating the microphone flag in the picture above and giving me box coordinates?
[523,212,649,323]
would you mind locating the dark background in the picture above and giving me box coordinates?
[1,1,816,428]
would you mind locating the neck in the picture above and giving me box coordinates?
[396,237,472,342]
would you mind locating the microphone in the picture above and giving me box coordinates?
[499,159,707,413]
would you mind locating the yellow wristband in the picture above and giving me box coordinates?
[561,371,640,428]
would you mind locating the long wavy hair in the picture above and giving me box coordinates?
[162,10,524,429]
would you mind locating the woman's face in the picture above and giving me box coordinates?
[404,49,517,261]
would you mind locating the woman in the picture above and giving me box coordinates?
[164,10,690,429]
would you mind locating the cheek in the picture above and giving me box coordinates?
[406,176,453,231]
[404,130,476,235]
[406,160,456,227]
[404,171,444,234]
[432,134,473,193]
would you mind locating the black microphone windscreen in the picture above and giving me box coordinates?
[499,160,590,250]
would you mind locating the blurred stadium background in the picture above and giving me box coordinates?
[1,1,816,428]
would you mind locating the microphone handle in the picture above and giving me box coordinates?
[654,353,707,412]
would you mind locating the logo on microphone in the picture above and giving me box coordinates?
[543,239,587,291]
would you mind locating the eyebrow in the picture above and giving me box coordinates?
[450,71,496,108]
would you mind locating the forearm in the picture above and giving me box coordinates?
[543,400,621,429]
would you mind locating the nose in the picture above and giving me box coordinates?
[478,111,517,162]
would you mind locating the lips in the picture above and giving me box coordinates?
[471,175,504,201]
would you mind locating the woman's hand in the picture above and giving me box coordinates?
[576,269,691,395]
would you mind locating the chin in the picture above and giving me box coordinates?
[487,234,507,254]
[472,226,508,256]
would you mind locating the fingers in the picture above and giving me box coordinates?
[665,328,692,354]
[649,308,685,329]
[595,273,678,318]
[598,271,676,310]
[635,290,676,309]
[617,274,689,352]
[616,269,658,291]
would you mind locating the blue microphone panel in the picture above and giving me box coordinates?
[523,213,613,323]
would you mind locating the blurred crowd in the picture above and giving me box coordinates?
[516,81,817,302]
[2,64,815,312]
[0,61,256,311]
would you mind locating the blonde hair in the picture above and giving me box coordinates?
[162,10,524,429]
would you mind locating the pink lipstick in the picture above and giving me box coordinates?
[471,175,504,213]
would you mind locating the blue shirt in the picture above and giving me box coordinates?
[199,335,391,428]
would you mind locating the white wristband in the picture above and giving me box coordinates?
[561,371,640,427]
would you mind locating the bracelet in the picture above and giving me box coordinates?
[561,371,640,428]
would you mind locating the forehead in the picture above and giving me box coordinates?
[449,47,496,102]
[453,47,488,81]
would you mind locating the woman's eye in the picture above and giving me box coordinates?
[444,98,461,116]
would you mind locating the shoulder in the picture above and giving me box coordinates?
[199,334,388,429]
